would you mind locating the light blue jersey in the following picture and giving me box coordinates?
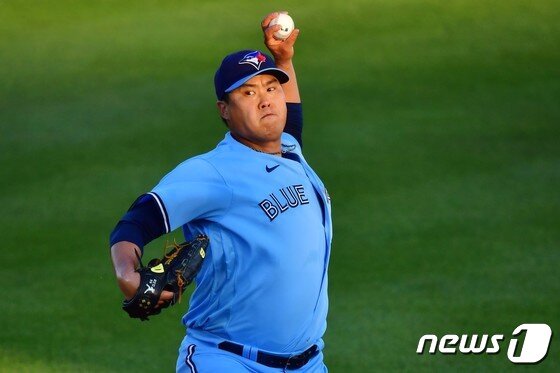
[151,132,332,354]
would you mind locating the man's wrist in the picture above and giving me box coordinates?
[274,59,294,69]
[118,271,140,300]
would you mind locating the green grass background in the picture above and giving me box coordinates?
[1,0,559,371]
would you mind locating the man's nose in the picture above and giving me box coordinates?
[259,99,271,109]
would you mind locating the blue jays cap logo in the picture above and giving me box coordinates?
[239,51,267,70]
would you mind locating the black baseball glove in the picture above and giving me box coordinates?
[122,235,209,321]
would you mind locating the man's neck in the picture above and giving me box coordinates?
[231,133,282,156]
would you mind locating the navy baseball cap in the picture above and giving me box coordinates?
[214,50,289,100]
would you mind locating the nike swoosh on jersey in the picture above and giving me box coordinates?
[266,164,280,173]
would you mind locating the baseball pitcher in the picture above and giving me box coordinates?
[110,12,332,372]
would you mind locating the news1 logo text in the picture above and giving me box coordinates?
[417,324,552,364]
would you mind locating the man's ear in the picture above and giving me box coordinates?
[216,101,229,121]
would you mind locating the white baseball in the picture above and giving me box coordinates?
[269,13,294,40]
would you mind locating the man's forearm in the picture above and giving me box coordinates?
[276,59,300,103]
[111,241,141,300]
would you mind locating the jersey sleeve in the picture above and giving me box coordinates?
[151,157,233,233]
[109,193,168,250]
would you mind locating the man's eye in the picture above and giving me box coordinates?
[267,87,276,92]
[245,91,255,96]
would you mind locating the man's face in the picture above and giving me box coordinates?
[217,74,287,146]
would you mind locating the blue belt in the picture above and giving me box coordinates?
[218,341,319,370]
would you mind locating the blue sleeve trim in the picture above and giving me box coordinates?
[284,103,303,148]
[109,194,168,250]
[147,191,170,234]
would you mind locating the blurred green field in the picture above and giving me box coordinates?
[1,0,559,371]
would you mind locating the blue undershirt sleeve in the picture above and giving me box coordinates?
[284,103,303,148]
[109,194,167,252]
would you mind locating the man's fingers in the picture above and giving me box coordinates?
[160,290,175,301]
[261,12,279,30]
[261,11,289,30]
[264,24,282,40]
[284,28,300,45]
[155,290,175,308]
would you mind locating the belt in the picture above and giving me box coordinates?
[217,341,319,370]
